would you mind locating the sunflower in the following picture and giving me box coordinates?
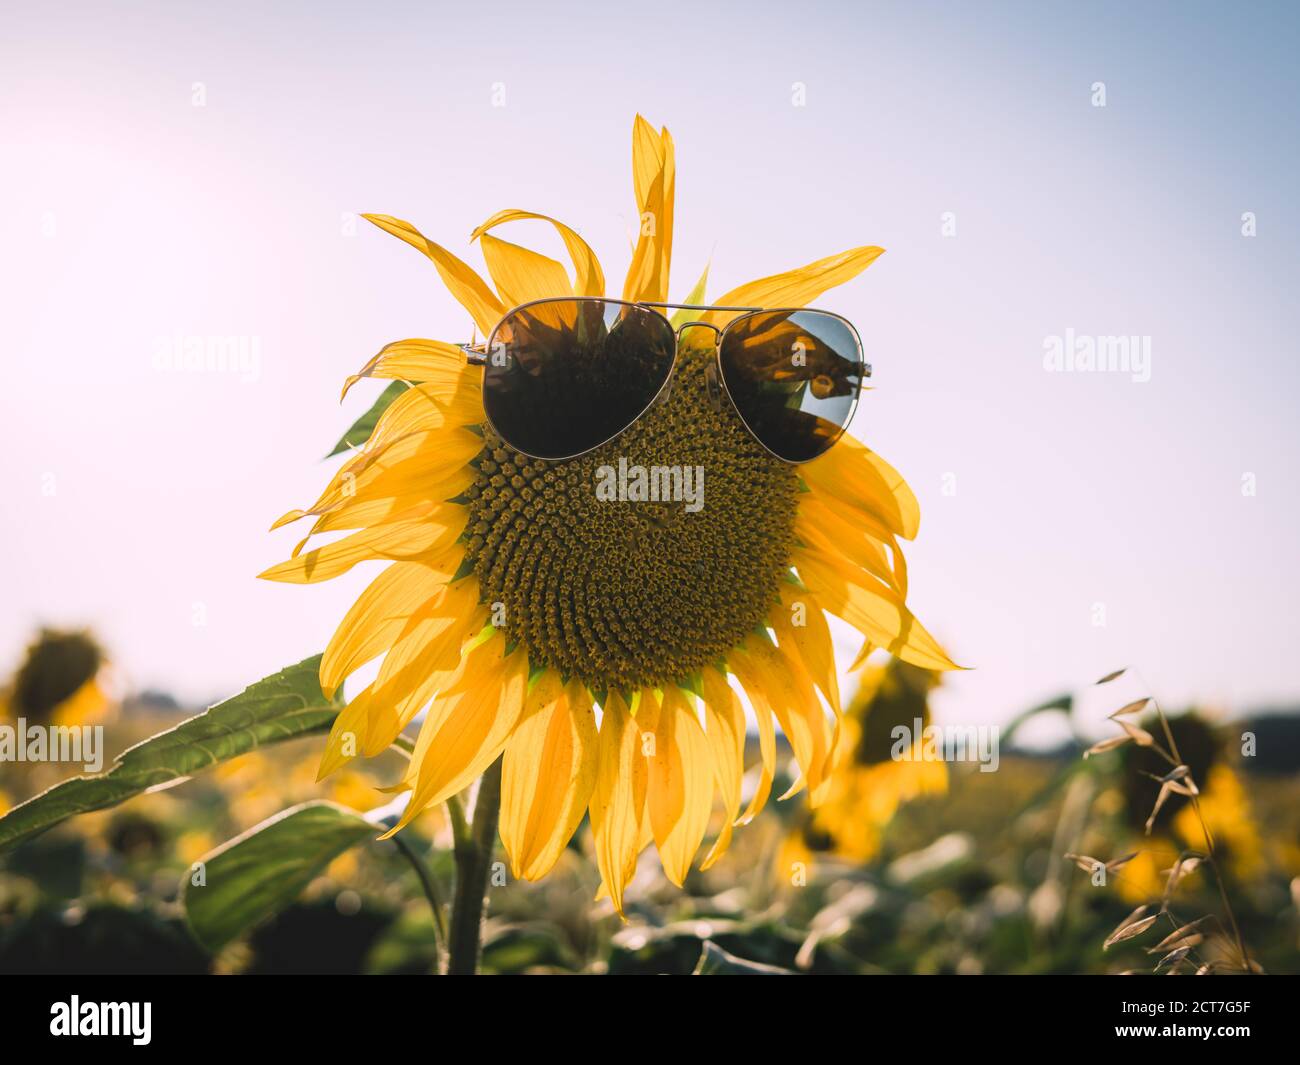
[803,659,948,864]
[1108,712,1263,903]
[2,627,112,727]
[261,115,956,914]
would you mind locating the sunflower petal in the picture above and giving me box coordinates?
[803,435,920,540]
[258,505,467,584]
[621,116,674,304]
[796,546,959,671]
[363,214,503,336]
[699,666,746,869]
[645,685,712,886]
[796,494,900,597]
[309,465,476,535]
[731,639,828,800]
[500,678,599,880]
[341,338,468,401]
[773,581,842,715]
[317,684,375,779]
[273,427,480,534]
[365,378,484,452]
[477,233,574,307]
[320,560,456,698]
[364,581,486,755]
[383,637,528,836]
[703,245,884,328]
[723,664,776,825]
[589,691,648,917]
[471,210,606,297]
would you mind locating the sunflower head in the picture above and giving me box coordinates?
[262,116,957,914]
[5,627,108,726]
[464,348,798,694]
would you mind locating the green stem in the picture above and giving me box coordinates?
[391,832,447,961]
[446,760,503,975]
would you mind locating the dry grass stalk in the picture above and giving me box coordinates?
[1065,667,1257,975]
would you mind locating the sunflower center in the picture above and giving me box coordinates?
[462,345,798,692]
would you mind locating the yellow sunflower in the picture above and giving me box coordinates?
[261,115,956,915]
[805,659,948,863]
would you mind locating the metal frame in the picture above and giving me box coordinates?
[459,296,869,465]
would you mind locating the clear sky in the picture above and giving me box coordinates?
[2,0,1297,737]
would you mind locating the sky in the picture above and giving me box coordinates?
[2,0,1297,740]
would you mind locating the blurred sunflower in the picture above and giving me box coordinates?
[1109,712,1262,903]
[1,628,114,814]
[262,115,956,913]
[803,659,947,863]
[1,628,113,728]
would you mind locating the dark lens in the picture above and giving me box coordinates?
[718,310,863,463]
[482,299,677,460]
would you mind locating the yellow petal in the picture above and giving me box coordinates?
[644,685,712,887]
[341,338,468,401]
[702,245,884,328]
[795,546,959,671]
[309,464,476,535]
[364,378,484,456]
[500,678,599,880]
[848,637,876,672]
[363,581,486,755]
[621,116,674,304]
[477,232,574,308]
[796,494,901,598]
[773,581,842,715]
[589,691,648,917]
[317,684,374,779]
[320,560,456,698]
[699,666,745,869]
[273,427,479,533]
[731,639,829,799]
[258,505,467,584]
[803,434,920,540]
[471,209,606,297]
[384,637,528,836]
[363,214,503,336]
[730,667,776,825]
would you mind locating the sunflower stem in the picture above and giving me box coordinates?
[446,760,502,975]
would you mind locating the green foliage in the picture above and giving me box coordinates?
[0,656,339,854]
[183,801,376,952]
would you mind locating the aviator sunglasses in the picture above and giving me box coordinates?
[459,298,870,464]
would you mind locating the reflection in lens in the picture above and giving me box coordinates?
[718,310,863,463]
[483,299,677,460]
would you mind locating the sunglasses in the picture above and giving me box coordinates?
[459,298,870,464]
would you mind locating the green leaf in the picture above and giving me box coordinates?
[0,655,341,855]
[183,801,376,952]
[692,940,793,975]
[326,380,409,457]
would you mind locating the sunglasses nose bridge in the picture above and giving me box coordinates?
[673,320,722,344]
[671,320,725,412]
